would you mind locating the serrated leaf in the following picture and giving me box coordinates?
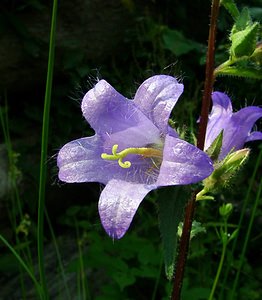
[233,7,252,33]
[221,0,240,20]
[216,65,262,79]
[230,22,259,58]
[157,186,190,280]
[206,130,224,161]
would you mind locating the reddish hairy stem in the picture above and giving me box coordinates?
[197,0,220,150]
[171,1,220,299]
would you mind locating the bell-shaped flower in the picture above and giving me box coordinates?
[205,91,262,160]
[57,75,213,239]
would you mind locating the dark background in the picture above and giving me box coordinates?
[0,0,261,299]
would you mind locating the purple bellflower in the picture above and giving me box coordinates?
[205,91,262,160]
[57,75,213,239]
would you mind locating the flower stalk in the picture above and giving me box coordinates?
[171,0,220,299]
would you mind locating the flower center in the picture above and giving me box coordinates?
[101,144,162,169]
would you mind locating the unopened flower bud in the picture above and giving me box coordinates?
[203,148,250,193]
[219,203,233,218]
[225,148,250,168]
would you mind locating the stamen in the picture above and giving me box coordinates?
[101,144,162,169]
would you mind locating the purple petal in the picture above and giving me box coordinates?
[220,106,262,158]
[98,180,155,239]
[157,135,213,186]
[81,79,161,146]
[246,131,262,142]
[133,75,183,134]
[205,92,233,150]
[57,135,162,186]
[57,135,109,184]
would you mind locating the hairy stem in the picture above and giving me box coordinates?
[171,1,220,299]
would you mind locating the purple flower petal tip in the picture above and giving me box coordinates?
[98,180,155,239]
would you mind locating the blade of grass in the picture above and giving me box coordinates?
[37,0,58,298]
[230,169,262,299]
[219,147,262,298]
[75,218,91,300]
[1,95,35,297]
[0,234,43,298]
[45,209,72,299]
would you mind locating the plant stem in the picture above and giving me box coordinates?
[171,192,196,300]
[197,0,220,151]
[209,241,227,300]
[171,1,220,299]
[37,1,58,299]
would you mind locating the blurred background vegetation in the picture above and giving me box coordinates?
[0,0,261,299]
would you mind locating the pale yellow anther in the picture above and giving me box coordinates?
[101,144,162,169]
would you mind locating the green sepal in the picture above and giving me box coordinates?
[203,148,250,193]
[206,130,224,161]
[250,44,262,66]
[216,65,262,80]
[230,8,259,58]
[157,186,190,280]
[220,0,240,20]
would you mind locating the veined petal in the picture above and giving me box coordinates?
[232,106,262,133]
[81,79,161,146]
[98,180,155,239]
[220,106,262,158]
[134,75,183,134]
[57,135,108,184]
[212,92,233,112]
[205,92,233,150]
[157,135,213,186]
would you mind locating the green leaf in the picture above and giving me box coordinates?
[177,220,206,239]
[157,186,190,280]
[230,22,259,58]
[221,0,240,20]
[206,130,224,161]
[229,8,259,59]
[111,270,136,290]
[233,7,252,32]
[162,28,203,56]
[216,65,262,79]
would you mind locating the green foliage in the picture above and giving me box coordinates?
[162,28,204,57]
[204,148,250,194]
[216,64,262,79]
[177,220,206,240]
[230,9,259,58]
[216,5,261,80]
[206,130,223,161]
[221,0,240,20]
[157,186,190,280]
[66,230,163,298]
